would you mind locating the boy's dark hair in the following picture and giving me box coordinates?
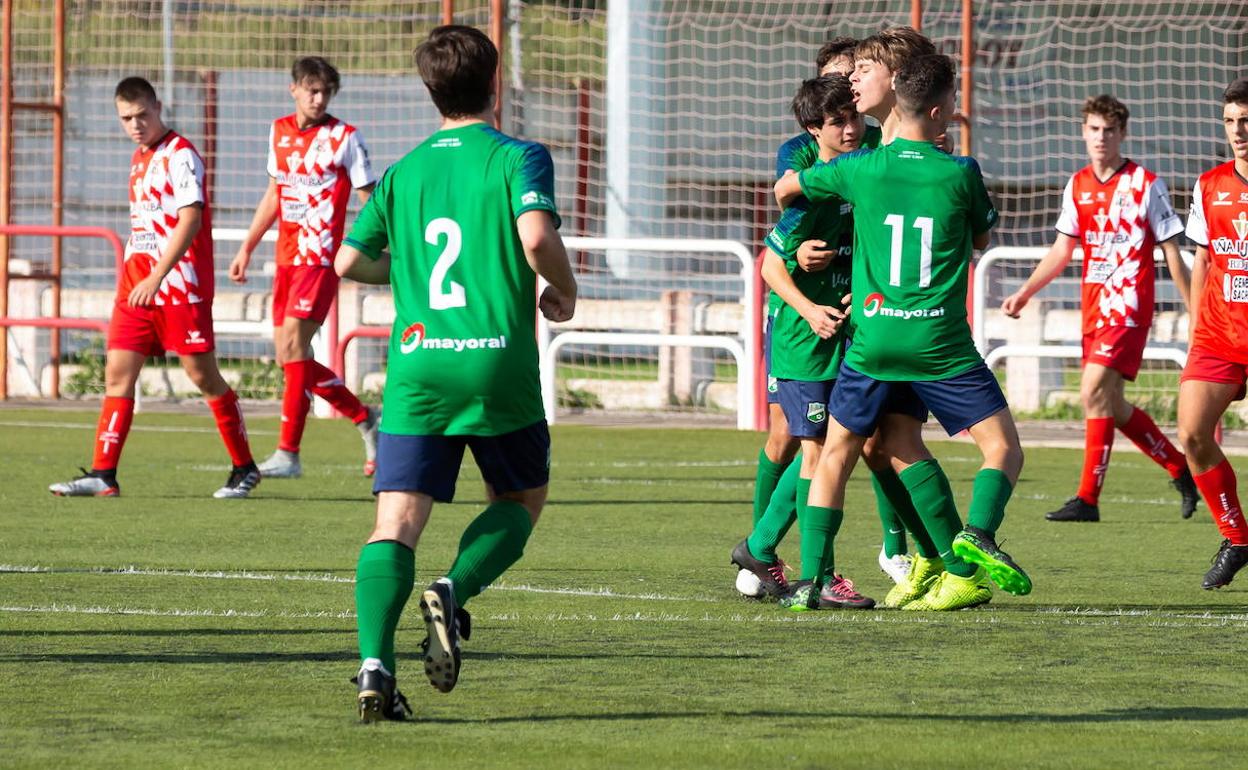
[1224,78,1248,106]
[792,75,856,129]
[815,36,858,71]
[1082,94,1129,129]
[291,56,341,95]
[854,26,937,73]
[114,76,158,104]
[414,25,497,119]
[894,54,957,117]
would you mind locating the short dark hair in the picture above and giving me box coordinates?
[854,26,936,73]
[291,56,341,95]
[114,76,158,104]
[815,36,858,71]
[792,75,856,129]
[1224,78,1248,106]
[894,54,957,117]
[1082,94,1129,129]
[414,25,497,119]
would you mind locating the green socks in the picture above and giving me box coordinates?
[752,449,787,526]
[967,468,1014,536]
[898,460,975,578]
[800,494,844,585]
[447,500,534,607]
[746,456,801,562]
[355,539,415,673]
[872,468,941,559]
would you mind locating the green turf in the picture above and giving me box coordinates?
[2,408,1245,768]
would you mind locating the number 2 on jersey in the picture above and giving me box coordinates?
[884,214,933,288]
[426,217,466,310]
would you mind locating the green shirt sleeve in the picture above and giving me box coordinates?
[511,141,562,228]
[343,167,391,260]
[763,200,811,261]
[797,149,863,204]
[957,156,999,235]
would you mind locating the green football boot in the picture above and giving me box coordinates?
[779,580,820,612]
[883,554,944,608]
[951,525,1032,596]
[902,567,992,611]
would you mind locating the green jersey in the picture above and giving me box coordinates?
[763,196,853,381]
[343,123,560,435]
[797,138,997,381]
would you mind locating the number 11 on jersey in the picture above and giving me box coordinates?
[884,213,934,288]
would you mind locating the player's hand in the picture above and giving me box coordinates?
[802,304,844,339]
[539,285,576,322]
[796,239,833,272]
[127,275,161,308]
[1001,292,1028,319]
[228,247,250,284]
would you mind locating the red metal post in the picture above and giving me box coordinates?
[442,0,453,25]
[1,0,13,399]
[961,0,974,156]
[490,0,504,129]
[49,0,64,397]
[911,0,923,30]
[573,78,592,266]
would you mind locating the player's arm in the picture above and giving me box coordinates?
[1000,233,1077,318]
[760,248,843,339]
[1160,238,1192,311]
[1189,245,1209,347]
[518,210,577,322]
[127,203,201,307]
[228,178,279,284]
[775,173,805,209]
[334,242,390,285]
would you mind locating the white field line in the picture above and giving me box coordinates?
[0,420,276,436]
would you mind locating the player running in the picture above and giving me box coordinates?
[733,75,878,610]
[776,54,1032,611]
[1002,94,1197,523]
[49,77,259,500]
[1177,78,1248,588]
[336,25,577,721]
[229,56,380,479]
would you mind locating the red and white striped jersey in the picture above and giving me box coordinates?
[1055,160,1183,334]
[268,114,375,268]
[120,130,214,305]
[1186,161,1248,363]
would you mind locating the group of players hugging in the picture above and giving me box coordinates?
[732,27,1248,612]
[35,20,1248,719]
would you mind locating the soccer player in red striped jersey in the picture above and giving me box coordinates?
[49,77,259,500]
[1001,94,1198,523]
[1178,79,1248,588]
[230,57,380,480]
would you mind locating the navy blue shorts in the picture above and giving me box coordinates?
[830,361,1006,438]
[776,378,835,438]
[372,420,551,503]
[764,313,780,405]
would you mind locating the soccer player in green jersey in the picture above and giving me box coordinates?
[334,25,577,721]
[734,75,878,610]
[775,54,1032,611]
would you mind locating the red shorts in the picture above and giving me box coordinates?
[107,298,215,357]
[1082,325,1149,380]
[1181,345,1248,401]
[272,264,338,326]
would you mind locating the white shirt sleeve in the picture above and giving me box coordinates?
[1145,177,1184,242]
[1185,179,1208,246]
[266,122,278,179]
[169,147,205,210]
[342,130,376,189]
[1054,176,1080,237]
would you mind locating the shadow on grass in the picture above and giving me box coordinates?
[0,649,762,664]
[413,705,1248,726]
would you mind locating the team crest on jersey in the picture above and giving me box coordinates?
[1234,212,1248,240]
[806,403,826,424]
[1093,208,1109,231]
[400,322,426,354]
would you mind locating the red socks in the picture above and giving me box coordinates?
[278,360,313,452]
[308,360,368,424]
[91,396,135,472]
[1120,407,1187,478]
[1077,417,1115,504]
[1193,460,1248,545]
[207,389,253,467]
